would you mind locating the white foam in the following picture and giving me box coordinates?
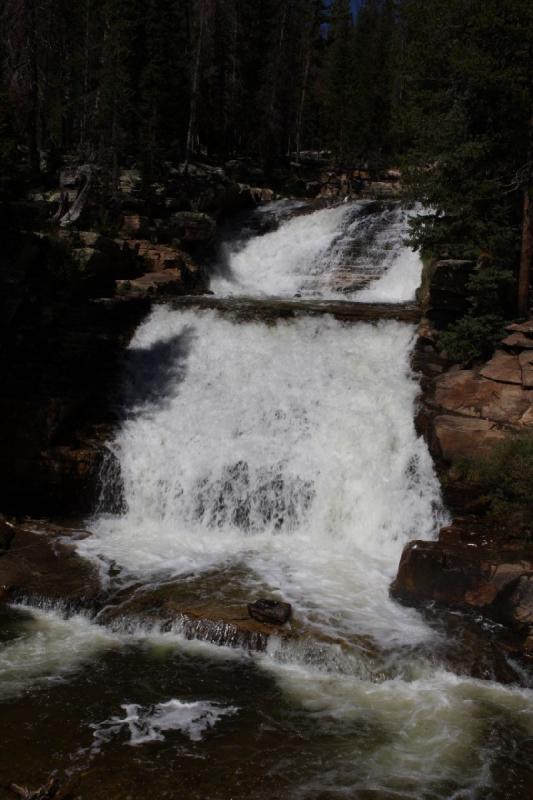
[0,606,118,699]
[83,309,445,647]
[212,200,423,302]
[92,699,237,748]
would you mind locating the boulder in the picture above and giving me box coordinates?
[247,599,292,625]
[480,351,522,384]
[391,520,533,658]
[431,414,506,462]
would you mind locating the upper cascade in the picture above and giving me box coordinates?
[211,200,423,303]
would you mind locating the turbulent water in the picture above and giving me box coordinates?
[212,200,423,301]
[3,200,533,799]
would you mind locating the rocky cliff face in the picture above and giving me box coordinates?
[393,259,533,664]
[0,161,268,517]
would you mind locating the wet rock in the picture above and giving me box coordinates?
[0,523,100,607]
[99,584,291,652]
[391,519,533,659]
[0,517,16,551]
[479,350,522,384]
[248,599,292,625]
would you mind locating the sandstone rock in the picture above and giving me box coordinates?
[170,211,216,241]
[432,414,506,462]
[506,320,533,338]
[134,240,190,272]
[433,370,532,425]
[519,351,533,388]
[247,599,292,625]
[501,333,533,350]
[116,270,184,297]
[479,350,522,384]
[391,520,533,633]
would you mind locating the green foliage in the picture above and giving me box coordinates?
[455,435,533,531]
[439,313,506,363]
[400,0,531,267]
[439,266,513,362]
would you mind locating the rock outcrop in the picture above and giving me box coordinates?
[391,519,533,661]
[395,262,533,664]
[418,324,533,466]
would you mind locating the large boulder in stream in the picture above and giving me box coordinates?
[0,519,100,608]
[391,519,533,661]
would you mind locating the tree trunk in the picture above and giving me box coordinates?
[518,113,533,319]
[295,20,314,162]
[518,187,532,319]
[25,0,40,175]
[185,0,207,167]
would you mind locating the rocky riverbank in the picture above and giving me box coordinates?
[391,258,533,666]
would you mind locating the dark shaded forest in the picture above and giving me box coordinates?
[1,0,532,337]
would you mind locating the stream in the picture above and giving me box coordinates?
[1,200,533,799]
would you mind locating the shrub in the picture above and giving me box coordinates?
[455,434,533,532]
[438,265,514,363]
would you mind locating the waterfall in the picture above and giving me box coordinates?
[7,199,533,800]
[80,199,444,647]
[211,200,423,301]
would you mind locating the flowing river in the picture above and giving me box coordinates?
[1,200,533,799]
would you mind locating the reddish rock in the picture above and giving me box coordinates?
[506,320,533,337]
[431,414,506,462]
[117,270,184,297]
[433,370,531,424]
[479,350,522,384]
[519,351,533,388]
[391,520,533,656]
[501,332,533,350]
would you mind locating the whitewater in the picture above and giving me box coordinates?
[3,199,533,800]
